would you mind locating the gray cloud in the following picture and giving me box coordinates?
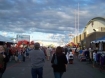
[0,0,105,41]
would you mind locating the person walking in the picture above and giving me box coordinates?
[92,50,97,67]
[29,42,45,78]
[51,46,68,78]
[46,47,51,61]
[0,45,9,78]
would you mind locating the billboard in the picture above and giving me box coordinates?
[17,35,30,42]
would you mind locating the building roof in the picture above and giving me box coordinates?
[83,17,105,32]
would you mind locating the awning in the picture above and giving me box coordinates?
[91,36,105,43]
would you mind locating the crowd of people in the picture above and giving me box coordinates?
[0,42,75,78]
[0,42,104,78]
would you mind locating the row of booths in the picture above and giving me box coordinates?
[91,36,105,68]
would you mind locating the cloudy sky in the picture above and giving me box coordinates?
[0,0,105,43]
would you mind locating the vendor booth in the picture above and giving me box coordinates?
[91,36,105,51]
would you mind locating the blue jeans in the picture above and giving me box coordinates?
[54,72,63,78]
[31,67,43,78]
[0,73,3,78]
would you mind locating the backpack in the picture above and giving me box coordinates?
[0,54,4,69]
[51,54,58,68]
[53,54,58,65]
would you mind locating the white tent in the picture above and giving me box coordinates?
[0,35,13,43]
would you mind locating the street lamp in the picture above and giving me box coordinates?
[93,29,97,50]
[93,29,96,42]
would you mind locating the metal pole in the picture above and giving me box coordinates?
[78,3,79,35]
[75,9,77,36]
[95,31,96,42]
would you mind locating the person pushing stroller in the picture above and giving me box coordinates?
[66,49,74,64]
[68,51,74,64]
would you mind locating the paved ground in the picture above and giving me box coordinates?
[2,57,105,78]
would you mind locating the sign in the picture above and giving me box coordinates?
[17,35,30,42]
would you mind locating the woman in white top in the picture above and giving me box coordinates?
[46,47,51,61]
[92,50,97,67]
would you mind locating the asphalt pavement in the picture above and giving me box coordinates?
[2,57,105,78]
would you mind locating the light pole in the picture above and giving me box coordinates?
[93,29,96,42]
[93,29,97,50]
